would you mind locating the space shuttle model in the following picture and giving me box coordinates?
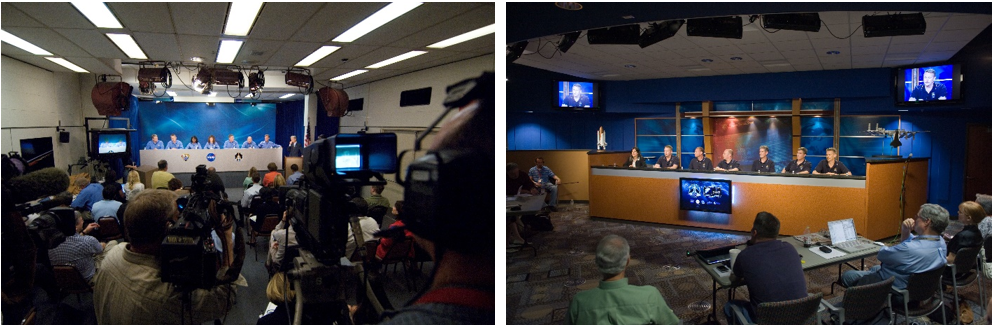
[596,126,607,150]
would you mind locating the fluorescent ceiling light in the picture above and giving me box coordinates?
[330,70,368,81]
[45,57,89,73]
[166,91,177,97]
[426,24,495,48]
[216,40,244,64]
[366,51,427,69]
[223,1,264,36]
[295,46,341,67]
[0,30,52,55]
[332,2,422,42]
[72,2,123,28]
[279,94,294,99]
[105,33,147,59]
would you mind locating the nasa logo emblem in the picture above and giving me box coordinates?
[206,153,216,162]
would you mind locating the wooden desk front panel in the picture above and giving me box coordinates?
[591,173,867,235]
[865,159,929,240]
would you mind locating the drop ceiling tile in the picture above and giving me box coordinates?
[852,61,882,68]
[762,30,811,42]
[932,29,979,43]
[849,35,891,47]
[773,39,813,52]
[263,41,323,66]
[781,49,817,59]
[290,3,387,42]
[1,3,45,28]
[62,56,119,74]
[177,35,224,64]
[108,2,174,33]
[886,43,926,54]
[54,29,126,59]
[807,24,852,40]
[852,54,884,63]
[688,35,733,48]
[169,2,227,36]
[248,3,324,41]
[851,44,888,55]
[672,47,711,58]
[941,15,991,30]
[3,27,91,57]
[747,51,785,61]
[889,33,933,45]
[233,39,284,66]
[10,2,93,29]
[924,41,966,52]
[133,32,182,61]
[734,31,770,44]
[705,44,744,56]
[923,16,950,32]
[351,3,487,47]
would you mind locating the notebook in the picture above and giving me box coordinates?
[828,218,877,253]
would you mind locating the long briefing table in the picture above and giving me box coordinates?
[588,157,929,240]
[140,148,282,173]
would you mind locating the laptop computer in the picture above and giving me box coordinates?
[828,218,877,253]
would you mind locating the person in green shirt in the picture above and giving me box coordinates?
[149,160,175,190]
[365,185,391,210]
[567,235,681,325]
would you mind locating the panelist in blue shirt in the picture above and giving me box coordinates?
[165,134,184,149]
[144,134,164,150]
[204,135,221,149]
[241,136,258,149]
[186,136,202,149]
[223,134,240,149]
[257,134,279,149]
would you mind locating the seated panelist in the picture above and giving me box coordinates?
[812,147,851,176]
[223,134,240,149]
[186,136,202,149]
[781,147,812,174]
[749,145,775,173]
[687,146,712,171]
[242,136,258,149]
[624,147,647,168]
[165,134,184,149]
[652,145,681,170]
[144,134,164,150]
[204,135,221,149]
[258,134,280,149]
[714,149,740,172]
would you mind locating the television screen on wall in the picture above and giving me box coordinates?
[554,81,599,110]
[679,178,732,214]
[896,63,962,106]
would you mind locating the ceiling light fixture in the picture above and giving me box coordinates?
[71,2,123,28]
[280,94,294,99]
[216,40,244,64]
[190,56,203,62]
[330,70,368,81]
[295,46,341,67]
[332,2,422,42]
[223,1,264,36]
[45,57,89,73]
[0,30,52,55]
[192,66,213,94]
[426,24,496,49]
[105,33,147,59]
[366,51,427,69]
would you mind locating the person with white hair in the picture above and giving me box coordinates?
[567,235,680,325]
[976,194,992,240]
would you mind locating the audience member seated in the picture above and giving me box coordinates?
[70,178,104,212]
[92,189,244,324]
[167,178,183,192]
[376,201,413,260]
[977,194,992,241]
[286,164,303,186]
[150,160,175,190]
[91,183,124,223]
[262,162,282,187]
[70,176,90,200]
[568,234,680,325]
[206,167,227,197]
[250,188,283,233]
[946,201,985,263]
[724,211,807,325]
[841,203,948,290]
[241,173,263,208]
[48,211,106,282]
[123,170,145,201]
[269,174,286,189]
[365,185,391,210]
[506,163,538,250]
[243,167,258,189]
[265,211,298,274]
[528,157,561,212]
[345,198,379,260]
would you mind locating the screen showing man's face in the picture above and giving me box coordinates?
[572,86,581,98]
[923,72,935,86]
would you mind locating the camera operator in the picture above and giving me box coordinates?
[379,72,494,324]
[92,189,245,324]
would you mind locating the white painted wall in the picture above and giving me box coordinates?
[1,56,89,171]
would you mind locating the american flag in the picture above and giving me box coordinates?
[304,133,310,147]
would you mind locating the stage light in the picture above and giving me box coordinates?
[213,69,244,87]
[426,24,495,49]
[45,58,89,73]
[295,46,341,67]
[223,1,264,36]
[137,66,171,95]
[216,40,243,64]
[106,33,148,59]
[285,69,313,93]
[1,30,52,55]
[333,2,422,42]
[507,41,529,63]
[366,51,427,69]
[192,67,213,94]
[72,2,122,28]
[556,31,582,53]
[330,70,367,81]
[640,20,684,48]
[247,69,265,95]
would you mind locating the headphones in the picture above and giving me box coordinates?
[398,72,494,254]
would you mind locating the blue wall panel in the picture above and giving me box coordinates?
[636,119,676,135]
[800,117,834,137]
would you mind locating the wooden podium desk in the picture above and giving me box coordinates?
[589,158,928,240]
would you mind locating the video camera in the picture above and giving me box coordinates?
[160,164,236,289]
[16,200,76,253]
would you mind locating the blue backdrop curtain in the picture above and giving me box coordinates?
[315,98,340,138]
[275,100,305,156]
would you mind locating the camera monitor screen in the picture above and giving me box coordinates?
[679,178,732,214]
[555,81,599,109]
[896,63,962,105]
[335,144,362,171]
[98,132,129,154]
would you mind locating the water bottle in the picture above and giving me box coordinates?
[802,226,812,247]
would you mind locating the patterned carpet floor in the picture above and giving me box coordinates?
[506,204,992,325]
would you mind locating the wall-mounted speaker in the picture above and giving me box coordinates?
[686,16,744,39]
[348,98,364,111]
[400,87,432,107]
[59,131,70,143]
[862,13,926,37]
[587,24,641,44]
